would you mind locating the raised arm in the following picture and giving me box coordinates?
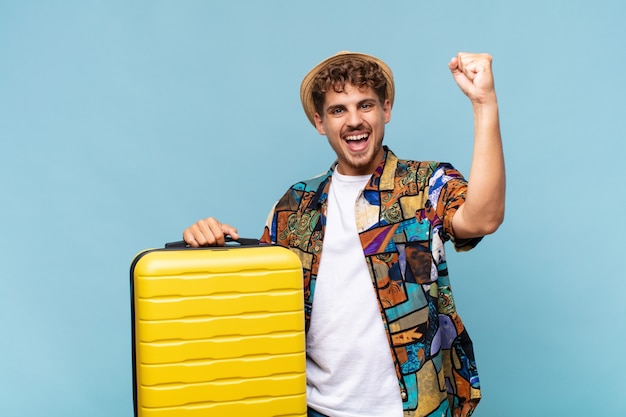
[448,52,506,239]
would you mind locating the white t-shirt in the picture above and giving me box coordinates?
[306,170,403,417]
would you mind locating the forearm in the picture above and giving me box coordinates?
[454,99,506,238]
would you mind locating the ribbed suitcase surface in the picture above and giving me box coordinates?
[130,244,306,417]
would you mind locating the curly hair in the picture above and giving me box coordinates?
[311,56,388,116]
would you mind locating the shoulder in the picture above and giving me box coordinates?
[274,170,331,211]
[288,171,329,193]
[394,157,460,183]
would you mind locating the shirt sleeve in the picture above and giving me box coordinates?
[434,164,483,252]
[259,202,278,245]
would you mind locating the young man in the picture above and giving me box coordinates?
[183,51,505,417]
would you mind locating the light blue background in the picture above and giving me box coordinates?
[1,1,624,416]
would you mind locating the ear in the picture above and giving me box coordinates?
[383,99,392,124]
[313,113,326,135]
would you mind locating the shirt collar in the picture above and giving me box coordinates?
[365,146,397,192]
[309,146,398,209]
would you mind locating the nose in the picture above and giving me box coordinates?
[346,108,363,128]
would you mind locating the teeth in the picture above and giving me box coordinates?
[345,134,368,141]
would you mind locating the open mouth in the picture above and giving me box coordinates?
[344,133,370,152]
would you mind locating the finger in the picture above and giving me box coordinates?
[460,53,492,75]
[186,218,221,246]
[448,56,460,72]
[183,227,200,247]
[199,217,225,246]
[191,222,213,246]
[456,54,479,81]
[183,218,238,247]
[221,224,239,241]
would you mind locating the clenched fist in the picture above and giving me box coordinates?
[449,53,497,105]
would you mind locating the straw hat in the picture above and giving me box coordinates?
[299,51,395,126]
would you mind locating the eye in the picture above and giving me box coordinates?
[329,107,344,115]
[360,102,374,110]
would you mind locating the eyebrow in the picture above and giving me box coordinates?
[358,98,378,106]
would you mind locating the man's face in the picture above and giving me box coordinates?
[314,84,391,176]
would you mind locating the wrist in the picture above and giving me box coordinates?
[472,99,499,122]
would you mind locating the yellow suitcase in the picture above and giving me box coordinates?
[130,240,306,417]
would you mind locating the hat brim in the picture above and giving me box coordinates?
[300,51,395,126]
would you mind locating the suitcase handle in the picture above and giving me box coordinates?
[165,237,260,248]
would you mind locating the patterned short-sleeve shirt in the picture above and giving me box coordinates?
[261,147,482,417]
